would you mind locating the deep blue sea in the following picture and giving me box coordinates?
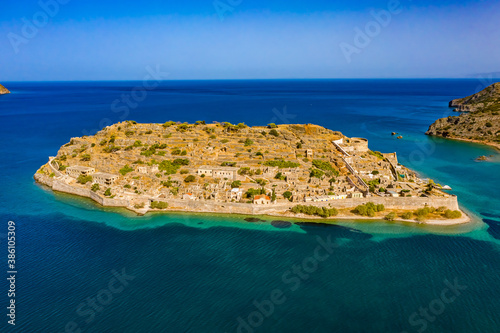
[0,79,499,333]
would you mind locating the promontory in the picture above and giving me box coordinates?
[35,121,467,224]
[0,84,10,95]
[426,82,500,149]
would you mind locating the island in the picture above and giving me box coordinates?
[426,82,500,150]
[34,121,467,224]
[0,84,10,95]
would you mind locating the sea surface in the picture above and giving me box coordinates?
[0,79,499,332]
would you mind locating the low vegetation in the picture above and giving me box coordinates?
[150,201,168,209]
[353,202,385,217]
[291,205,338,218]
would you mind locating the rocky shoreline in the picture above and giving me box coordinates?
[35,173,469,226]
[0,84,10,95]
[426,82,500,146]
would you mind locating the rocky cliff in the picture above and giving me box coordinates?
[0,84,10,95]
[426,83,500,148]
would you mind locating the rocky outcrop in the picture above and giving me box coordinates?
[427,83,500,147]
[0,84,10,95]
[448,82,500,112]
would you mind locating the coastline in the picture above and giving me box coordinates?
[35,174,470,226]
[428,134,500,152]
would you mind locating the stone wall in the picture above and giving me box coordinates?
[35,174,459,216]
[156,196,459,215]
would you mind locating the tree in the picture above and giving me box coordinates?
[150,201,168,209]
[104,188,112,196]
[283,191,292,201]
[119,165,134,175]
[269,129,279,137]
[268,123,277,128]
[77,175,92,184]
[444,210,462,219]
[91,183,100,192]
[310,169,324,178]
[401,212,413,219]
[271,189,276,202]
[384,212,396,221]
[244,138,254,146]
[184,175,196,183]
[231,180,241,188]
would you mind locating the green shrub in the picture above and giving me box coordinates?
[80,154,91,161]
[104,188,112,196]
[231,180,242,188]
[119,165,134,175]
[310,169,324,178]
[312,160,340,176]
[354,202,384,216]
[91,183,100,192]
[384,212,396,221]
[444,210,462,219]
[291,205,338,218]
[184,175,196,183]
[77,175,92,184]
[283,191,293,201]
[368,151,384,160]
[269,129,279,137]
[268,123,277,128]
[263,160,300,168]
[150,201,168,209]
[173,158,189,166]
[244,138,254,146]
[485,122,493,127]
[180,169,189,174]
[401,212,413,219]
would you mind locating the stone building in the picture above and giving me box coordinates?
[253,195,271,205]
[196,166,238,180]
[92,172,119,186]
[66,166,95,179]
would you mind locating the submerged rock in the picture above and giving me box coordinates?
[244,217,266,223]
[271,220,292,228]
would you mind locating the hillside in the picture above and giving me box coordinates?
[426,83,500,148]
[0,84,10,95]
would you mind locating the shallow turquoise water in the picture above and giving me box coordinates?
[0,79,499,332]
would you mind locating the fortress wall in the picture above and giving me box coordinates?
[36,175,459,216]
[49,179,131,207]
[299,196,459,211]
[52,179,92,198]
[150,196,459,215]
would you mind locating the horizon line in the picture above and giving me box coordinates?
[4,77,500,83]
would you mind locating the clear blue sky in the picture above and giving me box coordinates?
[1,0,499,81]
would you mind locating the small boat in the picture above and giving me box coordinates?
[442,185,452,190]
